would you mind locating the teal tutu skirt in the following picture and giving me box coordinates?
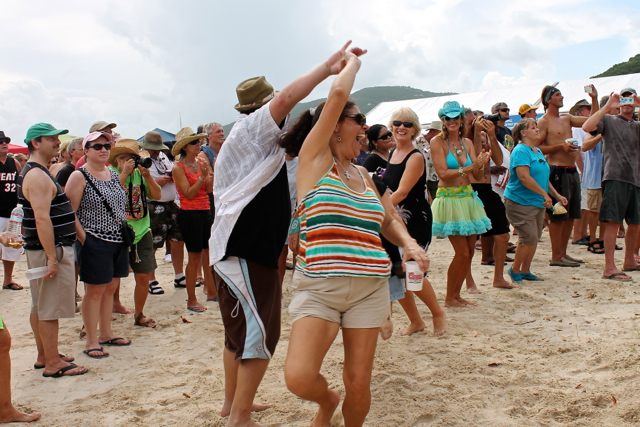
[432,185,492,237]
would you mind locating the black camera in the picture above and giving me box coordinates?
[134,156,153,169]
[483,113,501,122]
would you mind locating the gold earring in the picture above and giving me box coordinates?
[337,135,342,142]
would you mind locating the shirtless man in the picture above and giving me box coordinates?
[467,118,516,290]
[537,85,598,267]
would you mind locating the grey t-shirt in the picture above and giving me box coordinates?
[593,114,640,187]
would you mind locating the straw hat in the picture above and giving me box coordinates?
[171,127,206,156]
[89,121,117,133]
[59,139,71,155]
[108,138,150,165]
[234,76,275,112]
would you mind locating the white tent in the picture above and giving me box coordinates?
[365,73,640,129]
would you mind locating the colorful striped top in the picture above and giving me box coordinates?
[296,163,391,278]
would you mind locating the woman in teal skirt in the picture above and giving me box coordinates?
[429,101,492,307]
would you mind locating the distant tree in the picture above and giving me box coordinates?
[592,54,640,78]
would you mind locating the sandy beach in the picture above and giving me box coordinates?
[2,232,640,426]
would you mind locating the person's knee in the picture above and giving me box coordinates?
[284,363,317,396]
[343,370,372,399]
[495,233,509,244]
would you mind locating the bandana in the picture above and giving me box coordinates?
[543,86,560,108]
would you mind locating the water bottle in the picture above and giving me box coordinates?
[6,204,24,240]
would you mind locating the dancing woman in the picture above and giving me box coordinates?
[430,101,492,307]
[282,43,426,426]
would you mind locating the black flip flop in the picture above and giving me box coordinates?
[42,363,88,378]
[2,282,23,290]
[83,347,109,358]
[34,354,75,369]
[99,337,131,346]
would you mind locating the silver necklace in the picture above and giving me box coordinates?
[182,158,198,170]
[334,158,352,179]
[447,138,466,156]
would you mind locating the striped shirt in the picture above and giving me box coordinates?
[17,162,76,250]
[296,163,390,278]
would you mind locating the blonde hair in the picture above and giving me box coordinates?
[512,118,537,147]
[388,107,422,140]
[438,117,467,141]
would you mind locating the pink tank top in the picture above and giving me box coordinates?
[174,161,210,210]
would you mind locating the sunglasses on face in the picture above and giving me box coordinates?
[188,140,200,146]
[500,108,510,113]
[392,121,414,128]
[87,143,111,151]
[442,116,461,122]
[344,113,366,126]
[377,131,393,141]
[0,141,9,145]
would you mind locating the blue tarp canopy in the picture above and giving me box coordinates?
[136,128,176,143]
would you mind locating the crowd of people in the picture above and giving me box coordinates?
[1,41,640,426]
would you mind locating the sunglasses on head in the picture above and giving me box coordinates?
[377,131,393,141]
[188,139,200,146]
[442,116,461,122]
[392,121,414,128]
[87,143,111,151]
[344,113,366,126]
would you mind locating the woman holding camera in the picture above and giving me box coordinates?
[66,132,132,358]
[430,101,492,307]
[172,127,215,312]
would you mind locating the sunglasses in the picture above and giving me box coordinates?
[442,116,461,122]
[188,140,200,146]
[87,143,112,151]
[377,131,393,141]
[500,108,510,112]
[392,121,414,128]
[344,113,366,126]
[0,140,9,145]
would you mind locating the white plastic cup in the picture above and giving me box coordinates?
[25,266,49,281]
[405,261,424,292]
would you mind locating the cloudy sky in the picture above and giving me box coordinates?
[1,0,639,144]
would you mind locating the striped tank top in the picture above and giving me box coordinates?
[296,163,391,278]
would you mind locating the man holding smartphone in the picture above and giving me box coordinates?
[537,85,598,267]
[582,88,640,281]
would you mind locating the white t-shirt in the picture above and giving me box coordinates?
[148,152,176,203]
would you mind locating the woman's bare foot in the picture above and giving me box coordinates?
[311,389,340,427]
[379,319,393,340]
[0,408,42,424]
[493,279,519,289]
[220,402,274,418]
[444,298,466,308]
[432,311,447,337]
[456,297,477,306]
[466,283,482,294]
[398,320,426,336]
[112,304,134,314]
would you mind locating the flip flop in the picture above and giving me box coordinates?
[187,305,207,313]
[99,337,132,346]
[83,347,109,358]
[622,265,640,272]
[34,354,75,369]
[603,272,632,282]
[549,258,580,267]
[481,260,506,266]
[42,363,88,378]
[207,298,219,302]
[195,278,204,288]
[2,282,23,290]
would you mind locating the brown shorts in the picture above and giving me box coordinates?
[505,199,545,246]
[587,189,602,213]
[288,273,389,328]
[213,257,281,361]
[27,246,76,321]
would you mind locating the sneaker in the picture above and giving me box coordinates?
[508,267,523,283]
[520,272,544,281]
[164,254,172,263]
[149,280,165,295]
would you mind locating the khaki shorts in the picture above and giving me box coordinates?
[27,246,76,321]
[587,189,602,213]
[288,273,389,328]
[505,199,545,246]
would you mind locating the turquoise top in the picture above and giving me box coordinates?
[504,144,549,208]
[446,150,471,169]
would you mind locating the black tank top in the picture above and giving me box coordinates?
[16,162,77,250]
[0,157,19,218]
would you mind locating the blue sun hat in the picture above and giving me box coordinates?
[438,101,465,119]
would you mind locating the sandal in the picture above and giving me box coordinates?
[149,280,165,295]
[134,313,156,328]
[174,276,187,288]
[195,278,204,288]
[588,241,605,254]
[2,282,23,290]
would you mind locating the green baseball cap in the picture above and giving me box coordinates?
[25,123,69,145]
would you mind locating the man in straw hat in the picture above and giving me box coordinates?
[110,139,161,328]
[209,41,360,425]
[538,84,599,268]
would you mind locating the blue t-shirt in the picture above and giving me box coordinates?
[504,143,549,208]
[582,140,603,190]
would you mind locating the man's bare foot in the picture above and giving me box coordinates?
[398,320,426,336]
[444,298,467,308]
[0,408,42,424]
[432,311,447,337]
[311,389,340,427]
[113,305,134,314]
[225,418,264,427]
[493,279,519,289]
[379,319,393,340]
[221,402,274,418]
[466,283,482,294]
[456,297,478,306]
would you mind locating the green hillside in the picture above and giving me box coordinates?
[223,86,453,134]
[592,54,640,78]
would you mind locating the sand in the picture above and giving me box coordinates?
[2,233,640,426]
